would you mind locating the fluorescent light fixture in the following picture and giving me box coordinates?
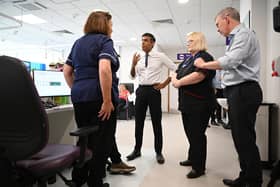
[13,14,46,24]
[178,0,189,4]
[130,37,137,41]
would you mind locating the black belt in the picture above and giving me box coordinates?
[226,80,257,89]
[139,84,155,88]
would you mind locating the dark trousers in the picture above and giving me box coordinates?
[109,137,122,164]
[181,103,212,172]
[211,88,224,121]
[134,86,162,154]
[72,101,116,187]
[225,81,263,185]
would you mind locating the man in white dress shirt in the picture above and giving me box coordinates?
[127,33,177,164]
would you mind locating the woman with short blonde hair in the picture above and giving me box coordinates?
[171,31,216,179]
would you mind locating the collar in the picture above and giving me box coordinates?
[229,23,243,36]
[141,50,156,57]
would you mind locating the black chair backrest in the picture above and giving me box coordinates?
[0,56,48,161]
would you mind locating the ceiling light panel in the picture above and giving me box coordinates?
[49,0,79,4]
[178,0,189,4]
[14,14,46,24]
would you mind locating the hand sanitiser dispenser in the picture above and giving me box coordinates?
[272,56,280,77]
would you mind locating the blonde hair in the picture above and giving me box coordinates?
[187,32,208,52]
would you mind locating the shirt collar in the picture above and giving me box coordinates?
[141,50,156,57]
[229,23,243,36]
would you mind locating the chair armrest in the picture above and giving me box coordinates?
[69,126,99,168]
[69,126,99,137]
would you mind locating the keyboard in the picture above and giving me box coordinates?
[42,102,57,109]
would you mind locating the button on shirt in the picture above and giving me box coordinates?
[135,50,177,85]
[218,24,260,87]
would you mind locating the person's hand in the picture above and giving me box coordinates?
[194,58,205,68]
[170,72,180,88]
[153,83,164,90]
[98,101,114,121]
[132,53,141,66]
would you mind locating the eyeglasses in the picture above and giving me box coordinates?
[187,40,194,44]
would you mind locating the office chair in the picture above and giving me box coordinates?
[117,83,135,120]
[0,55,97,187]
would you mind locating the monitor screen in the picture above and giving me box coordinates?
[23,61,31,72]
[33,70,71,97]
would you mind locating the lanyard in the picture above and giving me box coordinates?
[181,52,201,68]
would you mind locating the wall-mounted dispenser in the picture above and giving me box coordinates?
[272,56,280,77]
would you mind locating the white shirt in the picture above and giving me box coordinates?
[135,50,177,85]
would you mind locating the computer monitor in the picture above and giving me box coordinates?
[23,61,31,72]
[33,70,71,97]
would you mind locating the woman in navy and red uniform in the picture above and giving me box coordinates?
[63,11,119,187]
[171,32,216,179]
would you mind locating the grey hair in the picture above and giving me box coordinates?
[216,7,240,22]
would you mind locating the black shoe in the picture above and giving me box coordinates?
[179,160,192,166]
[156,153,165,164]
[217,119,226,126]
[186,169,205,178]
[211,120,219,126]
[103,182,110,187]
[222,123,231,130]
[223,178,245,186]
[126,150,141,161]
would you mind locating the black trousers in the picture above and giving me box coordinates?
[109,137,122,164]
[181,103,212,172]
[211,88,224,121]
[134,86,162,154]
[225,81,263,185]
[72,101,116,187]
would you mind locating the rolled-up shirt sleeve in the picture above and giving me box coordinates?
[218,31,251,70]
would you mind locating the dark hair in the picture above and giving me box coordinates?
[84,11,112,35]
[142,33,156,42]
[216,7,240,22]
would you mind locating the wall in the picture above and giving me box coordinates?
[0,40,68,65]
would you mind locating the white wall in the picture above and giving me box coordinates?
[0,40,68,65]
[118,45,140,84]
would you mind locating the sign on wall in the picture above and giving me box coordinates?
[177,53,191,60]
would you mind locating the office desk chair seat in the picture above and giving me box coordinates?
[16,144,92,176]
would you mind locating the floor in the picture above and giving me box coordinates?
[51,113,277,187]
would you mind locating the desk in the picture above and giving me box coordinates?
[46,104,76,145]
